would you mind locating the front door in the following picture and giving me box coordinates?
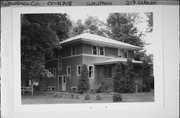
[62,75,66,91]
[58,75,66,91]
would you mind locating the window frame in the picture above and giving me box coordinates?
[88,65,94,79]
[67,66,71,76]
[99,46,105,56]
[58,56,62,71]
[92,45,98,55]
[77,65,82,76]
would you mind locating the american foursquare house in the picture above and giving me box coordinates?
[45,33,145,92]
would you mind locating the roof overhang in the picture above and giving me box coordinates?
[94,58,143,65]
[59,33,142,51]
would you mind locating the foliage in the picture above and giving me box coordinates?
[21,14,72,84]
[107,13,144,47]
[119,59,136,93]
[95,81,108,93]
[142,60,151,92]
[71,16,108,37]
[95,86,103,93]
[113,62,123,93]
[145,12,153,32]
[95,94,102,100]
[84,93,91,100]
[113,93,122,102]
[78,64,90,94]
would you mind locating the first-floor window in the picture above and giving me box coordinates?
[67,66,71,76]
[77,65,82,76]
[88,65,94,79]
[53,68,56,78]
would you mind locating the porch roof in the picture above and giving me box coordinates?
[94,58,142,65]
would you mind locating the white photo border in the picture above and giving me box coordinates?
[2,5,179,118]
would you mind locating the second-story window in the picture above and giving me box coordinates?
[71,46,76,55]
[99,46,105,56]
[58,56,62,71]
[92,45,98,55]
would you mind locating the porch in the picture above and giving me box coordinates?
[93,58,144,91]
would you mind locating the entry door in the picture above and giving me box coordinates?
[62,75,66,91]
[58,75,66,91]
[58,75,62,91]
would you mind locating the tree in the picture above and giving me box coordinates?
[145,12,153,32]
[113,62,123,93]
[21,14,72,85]
[78,64,90,94]
[107,13,144,47]
[142,60,151,92]
[71,16,108,37]
[121,58,135,93]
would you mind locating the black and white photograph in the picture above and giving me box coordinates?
[1,4,179,118]
[21,9,155,104]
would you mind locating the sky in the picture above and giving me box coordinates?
[65,10,154,54]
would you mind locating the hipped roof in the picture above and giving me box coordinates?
[60,33,141,50]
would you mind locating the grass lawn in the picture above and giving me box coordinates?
[22,91,154,104]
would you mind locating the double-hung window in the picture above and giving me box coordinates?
[58,56,62,71]
[92,46,98,55]
[67,66,71,76]
[77,65,82,76]
[99,46,105,56]
[88,65,94,79]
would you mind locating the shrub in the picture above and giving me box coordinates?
[95,86,103,93]
[84,93,91,100]
[113,62,123,93]
[113,59,136,93]
[78,64,90,94]
[113,93,122,102]
[95,94,102,100]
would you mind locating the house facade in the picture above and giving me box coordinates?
[45,33,144,92]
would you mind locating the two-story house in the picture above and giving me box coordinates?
[45,33,143,92]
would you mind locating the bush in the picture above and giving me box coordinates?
[113,63,123,93]
[78,64,90,94]
[95,94,102,100]
[84,93,91,100]
[113,93,122,102]
[95,86,103,93]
